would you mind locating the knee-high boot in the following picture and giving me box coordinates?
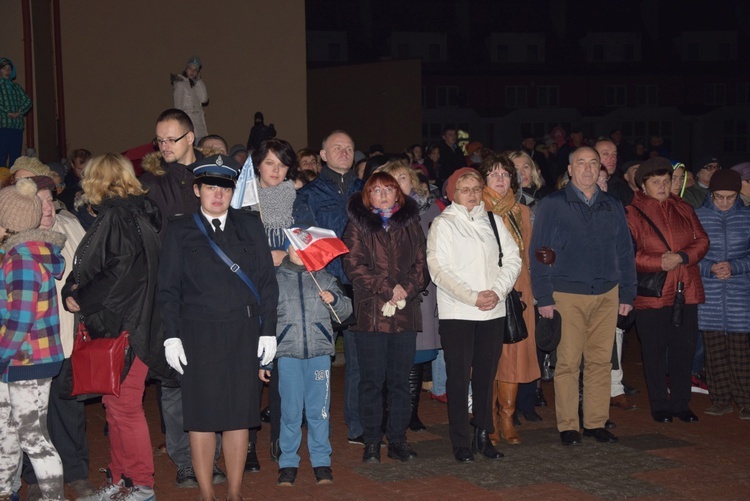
[488,380,502,445]
[409,363,426,431]
[498,381,521,445]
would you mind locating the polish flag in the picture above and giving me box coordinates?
[283,227,349,272]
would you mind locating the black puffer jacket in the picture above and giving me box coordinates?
[62,195,172,381]
[343,196,429,334]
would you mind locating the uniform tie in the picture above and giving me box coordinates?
[212,218,225,244]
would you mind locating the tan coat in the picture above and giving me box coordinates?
[494,204,541,383]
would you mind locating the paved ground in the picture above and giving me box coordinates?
[25,333,750,500]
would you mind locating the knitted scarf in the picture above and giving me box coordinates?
[483,186,526,265]
[371,203,400,230]
[257,179,296,249]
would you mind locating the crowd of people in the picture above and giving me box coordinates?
[1,95,750,501]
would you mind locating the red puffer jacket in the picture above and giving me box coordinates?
[625,192,709,310]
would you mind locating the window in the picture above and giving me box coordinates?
[506,86,528,108]
[705,84,726,106]
[527,44,539,62]
[497,45,509,62]
[397,44,409,59]
[328,43,341,61]
[636,85,658,106]
[621,120,673,150]
[738,83,750,105]
[593,44,604,61]
[421,86,427,108]
[428,44,441,61]
[623,44,635,61]
[537,86,559,107]
[723,119,748,153]
[718,42,731,59]
[605,85,627,107]
[436,86,459,107]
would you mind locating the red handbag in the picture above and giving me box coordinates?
[71,321,130,397]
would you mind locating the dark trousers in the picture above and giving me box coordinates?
[22,359,89,484]
[354,331,417,445]
[636,305,699,414]
[440,318,503,448]
[250,363,280,444]
[0,127,23,167]
[703,330,750,408]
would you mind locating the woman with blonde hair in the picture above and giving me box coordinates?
[508,150,551,215]
[63,153,171,501]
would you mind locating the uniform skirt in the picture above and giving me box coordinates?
[180,306,261,431]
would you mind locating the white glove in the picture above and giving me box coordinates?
[381,302,396,317]
[164,338,187,375]
[258,336,277,366]
[395,299,406,310]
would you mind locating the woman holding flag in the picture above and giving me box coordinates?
[342,172,429,464]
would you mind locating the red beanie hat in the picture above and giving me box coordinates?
[445,167,479,202]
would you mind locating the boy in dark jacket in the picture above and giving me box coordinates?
[274,245,352,487]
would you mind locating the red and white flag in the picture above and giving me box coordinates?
[283,227,349,272]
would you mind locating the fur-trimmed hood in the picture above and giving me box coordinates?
[346,194,421,234]
[140,145,221,177]
[2,228,66,253]
[1,228,67,280]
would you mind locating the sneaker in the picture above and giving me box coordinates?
[115,485,155,501]
[313,466,333,484]
[348,434,365,445]
[212,462,227,484]
[704,403,733,416]
[387,441,417,462]
[175,466,198,488]
[691,374,709,394]
[277,467,298,486]
[77,469,124,501]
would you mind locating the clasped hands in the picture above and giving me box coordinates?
[164,336,277,375]
[711,261,731,280]
[475,290,499,311]
[660,251,683,272]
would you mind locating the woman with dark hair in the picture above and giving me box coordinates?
[251,138,299,266]
[479,153,540,446]
[62,154,171,500]
[626,157,709,424]
[426,168,521,463]
[342,172,429,464]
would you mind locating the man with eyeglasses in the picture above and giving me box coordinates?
[139,108,226,489]
[530,147,637,447]
[682,155,721,209]
[293,130,365,446]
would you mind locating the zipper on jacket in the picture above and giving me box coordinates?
[298,272,308,359]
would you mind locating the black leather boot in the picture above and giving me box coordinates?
[244,441,260,472]
[409,363,426,431]
[471,427,504,459]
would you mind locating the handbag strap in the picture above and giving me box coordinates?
[487,212,503,267]
[193,213,261,304]
[631,206,671,252]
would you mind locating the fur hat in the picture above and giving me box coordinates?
[634,157,672,189]
[10,156,51,177]
[709,169,742,193]
[0,178,43,232]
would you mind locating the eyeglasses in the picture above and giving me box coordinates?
[457,186,483,195]
[702,164,720,171]
[487,171,511,179]
[370,186,396,196]
[712,193,737,202]
[153,131,189,147]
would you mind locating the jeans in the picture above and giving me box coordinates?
[0,127,23,168]
[277,356,332,469]
[343,331,363,439]
[431,349,447,397]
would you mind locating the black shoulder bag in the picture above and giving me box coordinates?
[487,212,528,344]
[631,206,670,298]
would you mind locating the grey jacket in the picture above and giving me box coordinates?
[275,258,353,360]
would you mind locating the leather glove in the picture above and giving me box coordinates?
[258,336,277,366]
[535,246,556,265]
[164,338,187,375]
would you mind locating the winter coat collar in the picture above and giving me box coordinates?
[2,227,66,253]
[140,146,217,176]
[347,194,420,233]
[443,200,488,220]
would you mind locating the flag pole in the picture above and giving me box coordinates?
[307,270,342,324]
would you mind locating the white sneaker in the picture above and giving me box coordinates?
[114,485,155,501]
[76,479,124,501]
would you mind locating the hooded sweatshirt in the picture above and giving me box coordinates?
[0,228,66,382]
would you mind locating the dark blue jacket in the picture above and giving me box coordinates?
[696,197,750,332]
[530,183,637,307]
[292,166,363,283]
